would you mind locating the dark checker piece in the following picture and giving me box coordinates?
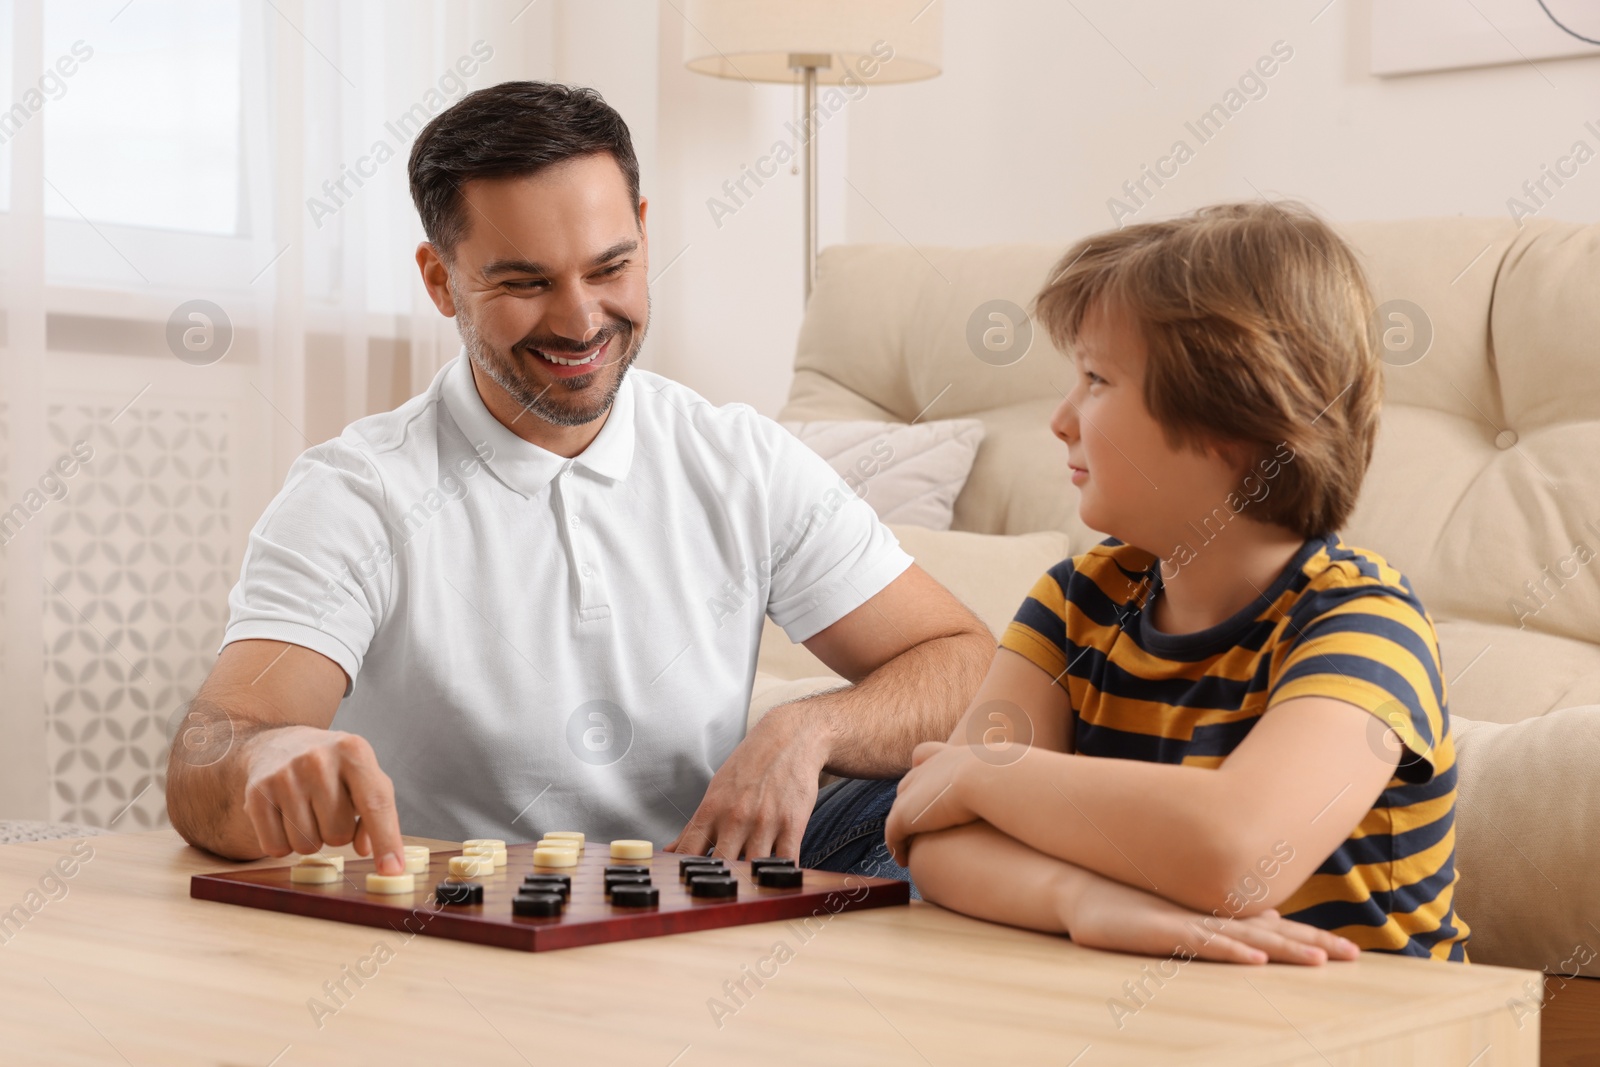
[688,874,739,899]
[677,855,724,875]
[522,876,570,900]
[749,857,796,876]
[523,872,572,887]
[604,873,651,895]
[681,863,725,883]
[435,881,485,905]
[757,866,804,889]
[512,891,565,917]
[604,864,648,876]
[609,884,661,908]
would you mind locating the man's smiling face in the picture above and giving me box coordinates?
[433,151,650,430]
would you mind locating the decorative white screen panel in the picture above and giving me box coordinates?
[27,351,273,829]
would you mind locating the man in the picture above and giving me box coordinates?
[166,81,993,882]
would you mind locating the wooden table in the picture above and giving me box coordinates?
[0,831,1541,1065]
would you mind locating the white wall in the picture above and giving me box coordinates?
[637,0,1600,415]
[648,3,835,417]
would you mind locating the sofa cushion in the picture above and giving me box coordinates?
[756,523,1075,682]
[1435,619,1600,724]
[780,417,986,530]
[1452,705,1600,975]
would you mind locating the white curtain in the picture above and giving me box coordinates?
[0,0,572,828]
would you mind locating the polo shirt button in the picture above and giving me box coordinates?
[569,515,581,528]
[581,564,593,577]
[1494,429,1518,449]
[561,465,573,478]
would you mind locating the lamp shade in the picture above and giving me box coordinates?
[682,0,941,84]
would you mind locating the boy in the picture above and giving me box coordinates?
[884,201,1469,966]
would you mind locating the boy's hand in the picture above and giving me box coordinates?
[885,741,980,865]
[1064,872,1360,966]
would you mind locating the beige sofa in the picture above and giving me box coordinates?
[749,218,1600,976]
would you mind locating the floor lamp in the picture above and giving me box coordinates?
[683,0,942,302]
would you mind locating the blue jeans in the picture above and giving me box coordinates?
[799,776,920,900]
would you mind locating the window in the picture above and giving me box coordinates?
[43,0,243,234]
[3,0,243,234]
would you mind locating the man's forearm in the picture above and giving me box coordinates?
[782,630,994,779]
[165,697,275,860]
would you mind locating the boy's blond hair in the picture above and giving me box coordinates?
[1032,200,1382,540]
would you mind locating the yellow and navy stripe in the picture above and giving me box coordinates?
[1000,534,1470,961]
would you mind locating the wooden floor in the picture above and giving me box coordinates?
[1543,975,1600,1067]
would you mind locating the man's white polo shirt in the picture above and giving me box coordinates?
[220,352,913,846]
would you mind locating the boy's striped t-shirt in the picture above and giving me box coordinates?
[999,533,1470,961]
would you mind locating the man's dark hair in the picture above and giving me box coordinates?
[407,80,640,257]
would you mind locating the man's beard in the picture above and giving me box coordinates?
[456,288,649,429]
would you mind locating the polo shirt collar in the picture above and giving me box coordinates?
[441,350,636,498]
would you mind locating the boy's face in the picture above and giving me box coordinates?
[1050,299,1246,555]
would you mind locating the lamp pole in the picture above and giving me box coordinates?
[789,52,830,303]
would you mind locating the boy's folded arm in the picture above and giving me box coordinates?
[908,821,1085,935]
[954,692,1401,915]
[1200,693,1405,914]
[908,819,1357,965]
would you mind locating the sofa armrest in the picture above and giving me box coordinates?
[1452,705,1600,974]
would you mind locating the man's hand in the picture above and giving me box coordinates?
[664,703,832,861]
[240,725,407,875]
[1064,870,1360,966]
[884,740,980,866]
[167,641,399,868]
